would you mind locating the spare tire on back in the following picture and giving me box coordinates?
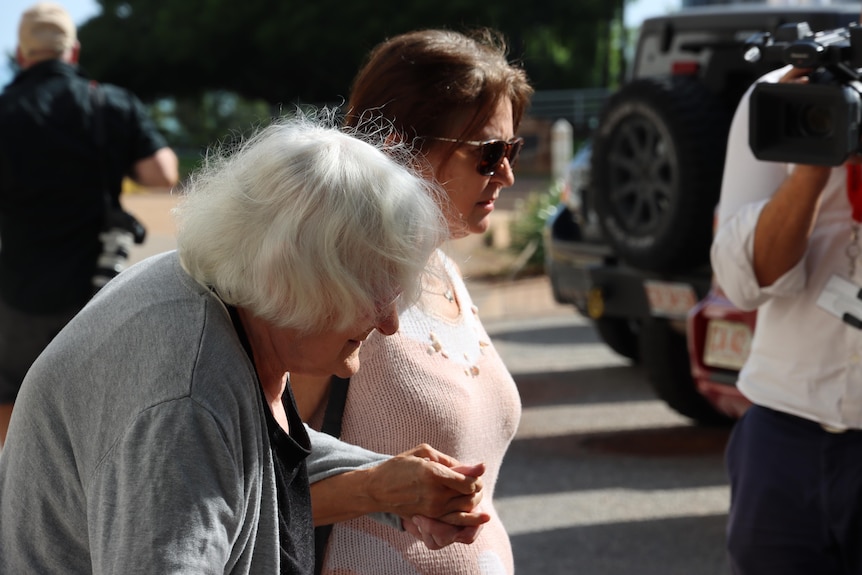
[590,77,730,272]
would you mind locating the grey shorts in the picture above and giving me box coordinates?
[0,297,79,403]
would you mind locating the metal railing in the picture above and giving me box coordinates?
[527,88,611,137]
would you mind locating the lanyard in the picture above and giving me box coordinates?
[847,163,862,223]
[847,163,862,276]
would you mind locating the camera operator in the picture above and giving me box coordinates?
[0,3,178,447]
[713,43,862,574]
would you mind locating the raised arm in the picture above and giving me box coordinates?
[751,164,831,286]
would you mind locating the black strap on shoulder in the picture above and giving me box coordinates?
[313,375,350,575]
[88,82,112,222]
[88,81,105,148]
[320,376,350,437]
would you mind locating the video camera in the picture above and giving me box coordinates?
[745,22,862,166]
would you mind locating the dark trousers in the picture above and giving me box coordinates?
[0,296,78,403]
[726,405,862,575]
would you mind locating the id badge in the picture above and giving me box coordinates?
[816,274,862,329]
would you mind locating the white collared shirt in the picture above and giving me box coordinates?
[712,66,862,430]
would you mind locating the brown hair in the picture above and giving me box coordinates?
[344,28,533,160]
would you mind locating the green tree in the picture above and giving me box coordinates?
[154,92,273,148]
[78,0,621,105]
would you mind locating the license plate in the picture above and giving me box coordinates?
[643,280,698,319]
[703,319,752,371]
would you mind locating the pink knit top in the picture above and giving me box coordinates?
[321,251,522,575]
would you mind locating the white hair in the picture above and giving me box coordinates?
[174,113,447,332]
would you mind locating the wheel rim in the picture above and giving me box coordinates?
[606,115,677,236]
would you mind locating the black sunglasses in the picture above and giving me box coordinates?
[428,136,525,176]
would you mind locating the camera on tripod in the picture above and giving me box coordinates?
[746,22,862,166]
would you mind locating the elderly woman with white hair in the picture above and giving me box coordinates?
[0,116,486,574]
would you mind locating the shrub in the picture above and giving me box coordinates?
[507,179,562,274]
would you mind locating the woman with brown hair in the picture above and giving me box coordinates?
[296,28,533,575]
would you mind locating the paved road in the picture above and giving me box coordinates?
[125,192,734,574]
[468,277,733,574]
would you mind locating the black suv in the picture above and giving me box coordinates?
[544,4,861,424]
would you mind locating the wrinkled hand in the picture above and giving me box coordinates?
[364,444,486,518]
[402,509,490,550]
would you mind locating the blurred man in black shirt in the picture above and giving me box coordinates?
[0,2,179,445]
